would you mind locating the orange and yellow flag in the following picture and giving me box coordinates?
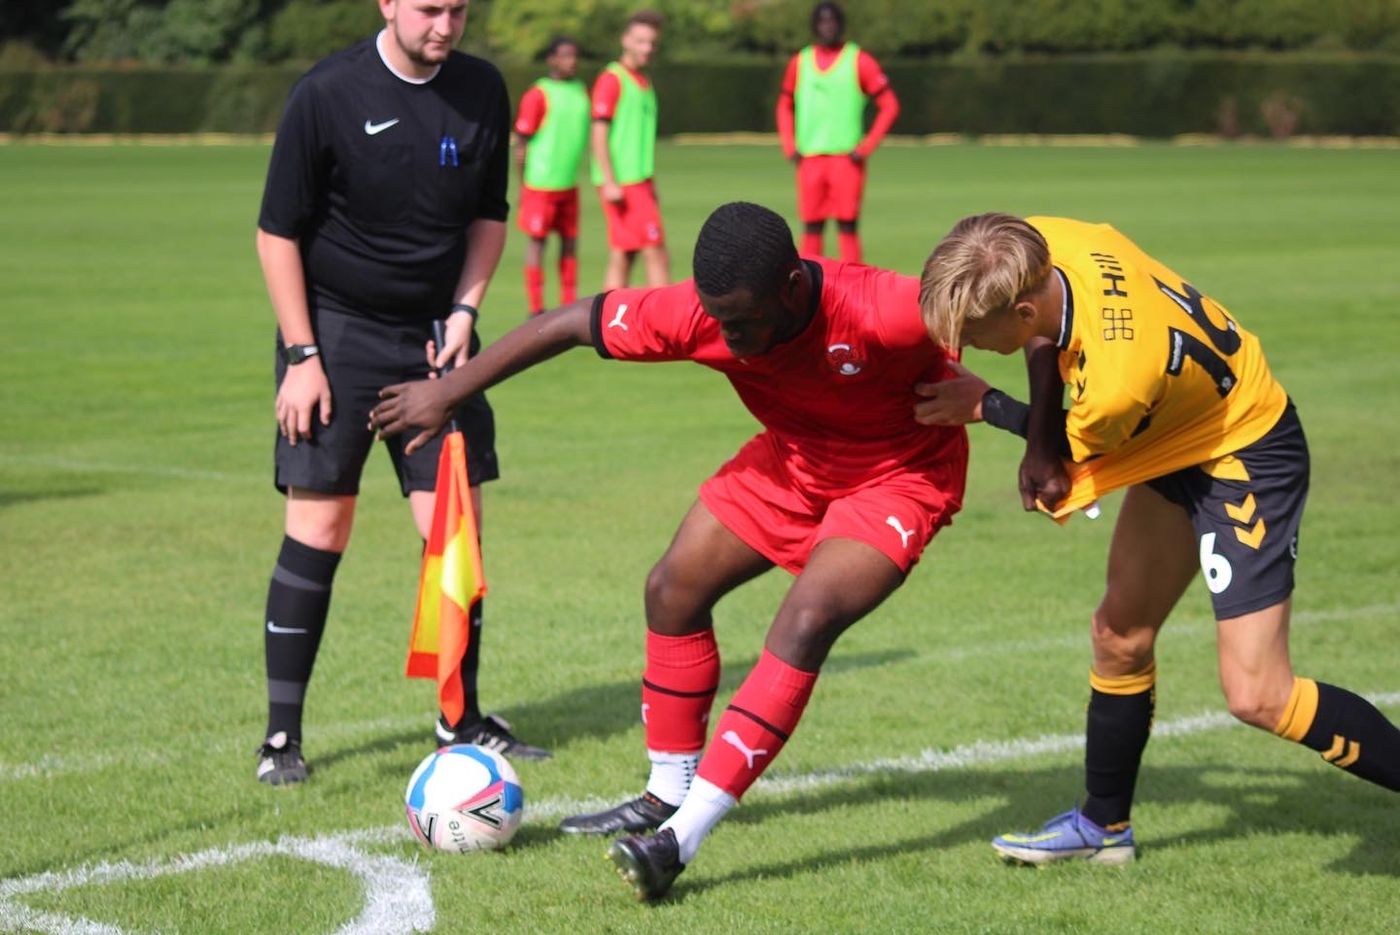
[406,430,486,727]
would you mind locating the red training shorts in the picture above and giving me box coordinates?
[516,185,579,239]
[598,179,665,251]
[796,154,867,224]
[699,432,965,575]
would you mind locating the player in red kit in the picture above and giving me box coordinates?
[776,2,899,263]
[513,36,589,315]
[369,202,967,902]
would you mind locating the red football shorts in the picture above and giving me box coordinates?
[598,179,665,251]
[796,154,867,224]
[699,432,965,575]
[516,185,579,239]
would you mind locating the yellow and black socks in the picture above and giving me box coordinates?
[263,536,341,742]
[1081,662,1157,828]
[1274,677,1400,791]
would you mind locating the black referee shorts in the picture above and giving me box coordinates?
[1147,400,1308,620]
[273,309,499,497]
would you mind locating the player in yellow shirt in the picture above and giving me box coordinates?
[917,213,1400,864]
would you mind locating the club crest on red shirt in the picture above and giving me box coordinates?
[825,342,864,376]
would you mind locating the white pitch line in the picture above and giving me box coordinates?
[0,828,431,935]
[927,601,1400,664]
[4,695,1398,934]
[2,598,1396,785]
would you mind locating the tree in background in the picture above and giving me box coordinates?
[4,0,1400,64]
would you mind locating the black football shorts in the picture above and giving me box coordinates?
[273,309,498,496]
[1147,400,1308,619]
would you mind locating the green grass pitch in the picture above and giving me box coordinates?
[1,139,1398,933]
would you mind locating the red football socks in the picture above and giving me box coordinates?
[801,231,824,257]
[559,255,578,305]
[524,264,544,315]
[642,629,720,753]
[837,230,862,263]
[696,649,817,799]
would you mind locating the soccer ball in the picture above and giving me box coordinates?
[404,744,524,852]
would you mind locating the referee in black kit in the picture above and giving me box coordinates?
[254,0,549,786]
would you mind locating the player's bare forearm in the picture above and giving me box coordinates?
[371,300,596,452]
[591,121,621,196]
[913,360,989,426]
[1020,337,1071,510]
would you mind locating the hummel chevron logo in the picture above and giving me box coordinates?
[364,118,400,135]
[885,515,914,548]
[720,730,768,769]
[608,304,629,330]
[266,619,309,635]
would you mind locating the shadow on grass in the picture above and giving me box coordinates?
[488,647,916,751]
[669,762,1400,901]
[0,485,105,509]
[313,728,426,776]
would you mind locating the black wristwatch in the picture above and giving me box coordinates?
[281,343,320,365]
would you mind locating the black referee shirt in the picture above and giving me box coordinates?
[258,35,510,322]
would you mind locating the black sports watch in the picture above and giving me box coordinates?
[281,343,320,365]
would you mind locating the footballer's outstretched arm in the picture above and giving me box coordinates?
[371,298,595,453]
[913,353,1069,449]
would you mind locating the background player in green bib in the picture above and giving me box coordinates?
[514,36,589,316]
[776,2,900,263]
[591,9,670,289]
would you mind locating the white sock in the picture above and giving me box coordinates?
[644,749,698,807]
[660,776,736,865]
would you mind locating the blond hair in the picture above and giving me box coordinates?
[919,213,1051,351]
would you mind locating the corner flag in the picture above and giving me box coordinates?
[405,330,486,727]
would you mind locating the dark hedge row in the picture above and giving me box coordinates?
[2,55,1397,137]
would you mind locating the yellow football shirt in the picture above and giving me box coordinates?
[1026,217,1289,519]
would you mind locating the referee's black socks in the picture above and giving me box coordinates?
[1082,662,1157,830]
[1275,677,1400,791]
[264,535,341,744]
[455,597,485,727]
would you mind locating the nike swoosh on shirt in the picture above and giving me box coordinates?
[266,620,309,635]
[364,118,400,135]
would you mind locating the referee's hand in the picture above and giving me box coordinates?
[276,358,332,446]
[370,379,451,455]
[433,308,475,370]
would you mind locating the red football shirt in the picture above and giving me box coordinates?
[591,65,650,121]
[514,85,547,136]
[593,258,964,492]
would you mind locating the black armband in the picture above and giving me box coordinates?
[981,388,1032,439]
[450,303,479,321]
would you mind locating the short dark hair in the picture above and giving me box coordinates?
[626,9,665,31]
[543,35,577,58]
[693,202,798,299]
[810,1,845,33]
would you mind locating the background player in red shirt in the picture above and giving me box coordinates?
[592,10,670,290]
[370,202,967,901]
[776,2,899,263]
[513,36,589,316]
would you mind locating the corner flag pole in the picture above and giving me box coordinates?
[405,320,485,729]
[432,319,461,434]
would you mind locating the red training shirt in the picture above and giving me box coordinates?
[591,64,651,121]
[776,43,899,160]
[514,85,547,136]
[592,257,963,493]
